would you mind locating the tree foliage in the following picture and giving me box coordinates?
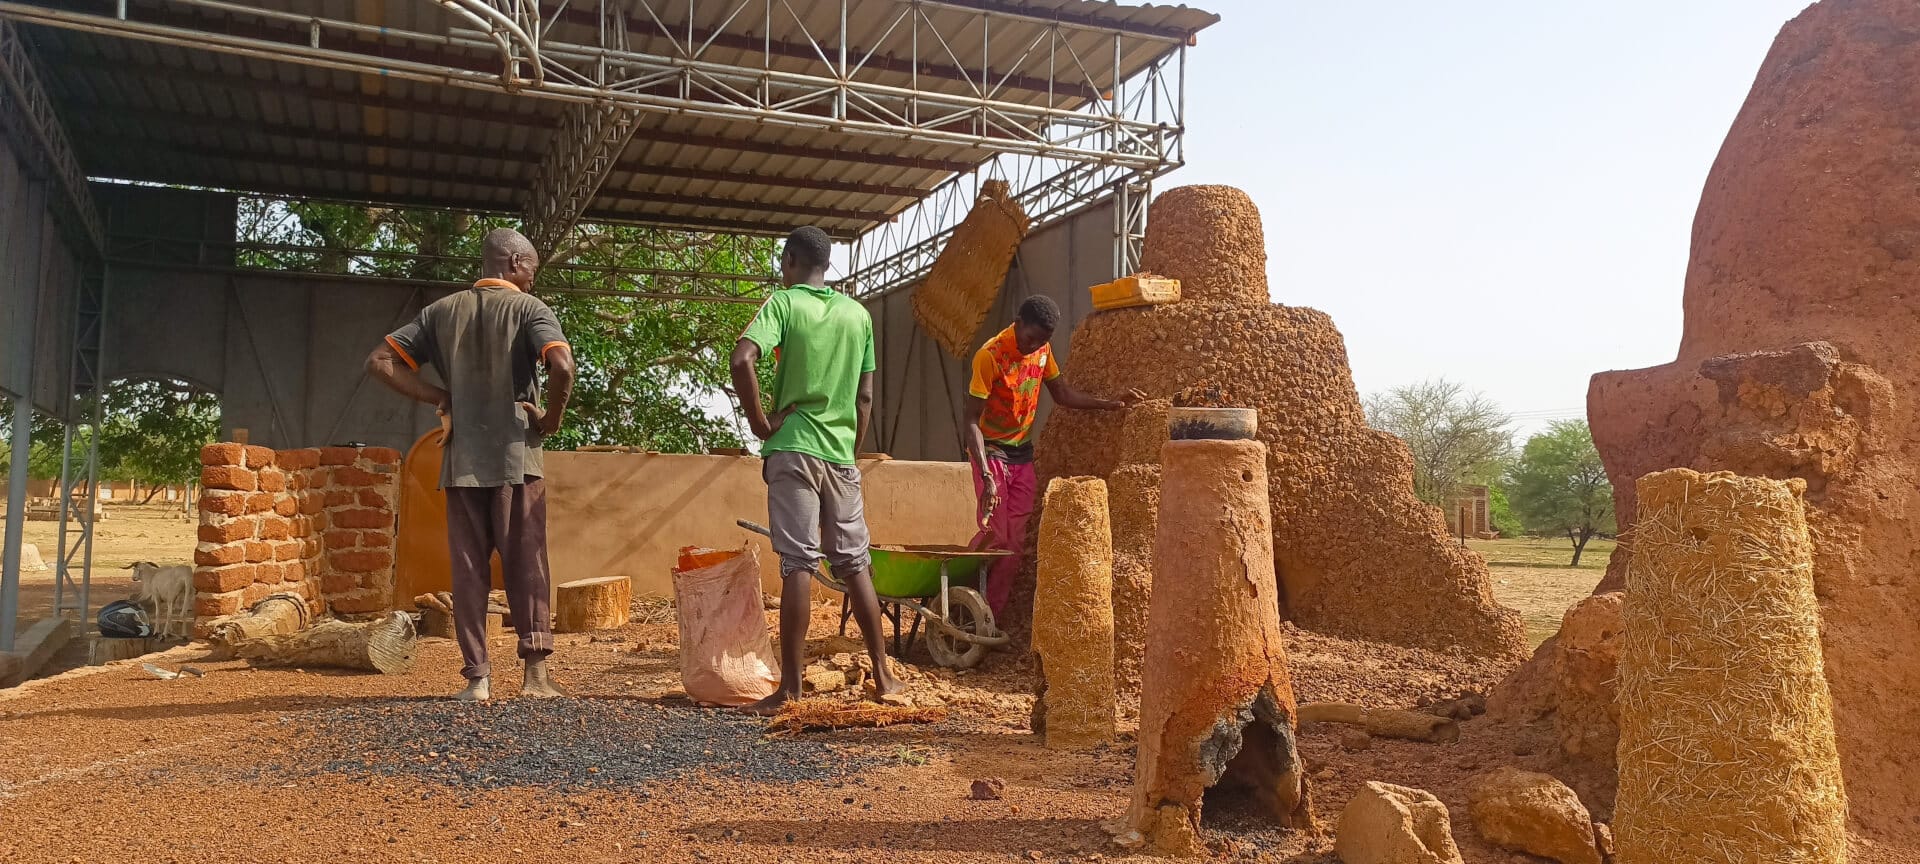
[1365,378,1513,506]
[1488,484,1524,538]
[237,200,778,453]
[0,395,69,480]
[2,381,220,494]
[1507,419,1615,566]
[96,379,222,492]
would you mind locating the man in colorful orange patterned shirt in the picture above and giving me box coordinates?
[964,295,1139,616]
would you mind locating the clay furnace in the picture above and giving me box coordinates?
[1125,437,1312,855]
[1035,185,1524,660]
[1032,476,1116,748]
[1615,470,1846,864]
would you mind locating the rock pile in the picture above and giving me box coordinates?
[1032,185,1524,660]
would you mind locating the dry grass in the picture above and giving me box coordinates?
[910,179,1031,358]
[763,699,948,735]
[1467,536,1616,570]
[1470,537,1614,647]
[1615,470,1846,863]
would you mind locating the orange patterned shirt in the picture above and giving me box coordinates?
[968,325,1061,447]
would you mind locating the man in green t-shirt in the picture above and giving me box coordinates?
[730,226,900,714]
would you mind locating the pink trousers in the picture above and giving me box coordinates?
[970,457,1036,616]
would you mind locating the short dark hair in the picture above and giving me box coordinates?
[1017,295,1061,331]
[783,226,833,270]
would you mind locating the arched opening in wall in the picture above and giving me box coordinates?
[95,376,222,511]
[77,376,222,640]
[1,376,220,677]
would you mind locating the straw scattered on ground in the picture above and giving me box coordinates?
[765,698,948,735]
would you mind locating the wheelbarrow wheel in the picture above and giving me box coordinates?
[925,586,994,669]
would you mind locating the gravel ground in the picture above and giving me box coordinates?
[3,601,1913,864]
[279,697,876,791]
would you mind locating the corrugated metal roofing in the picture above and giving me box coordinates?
[21,0,1217,240]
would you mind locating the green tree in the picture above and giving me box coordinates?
[1488,485,1524,538]
[0,395,82,480]
[4,381,219,498]
[95,379,221,498]
[1507,419,1615,566]
[1365,378,1513,506]
[238,201,777,453]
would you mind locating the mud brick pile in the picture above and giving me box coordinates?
[194,443,402,636]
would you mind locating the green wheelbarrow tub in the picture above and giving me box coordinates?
[865,545,1009,599]
[735,520,1014,655]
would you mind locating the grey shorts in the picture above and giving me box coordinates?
[763,450,871,575]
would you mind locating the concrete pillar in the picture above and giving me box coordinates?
[2,392,31,651]
[1,178,46,653]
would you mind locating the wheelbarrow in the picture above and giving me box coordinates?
[736,520,1012,669]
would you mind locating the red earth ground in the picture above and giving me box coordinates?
[2,599,1908,864]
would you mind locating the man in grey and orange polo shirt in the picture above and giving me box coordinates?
[366,227,576,701]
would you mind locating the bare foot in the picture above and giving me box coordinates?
[738,689,797,717]
[454,677,491,701]
[870,675,909,706]
[520,660,571,698]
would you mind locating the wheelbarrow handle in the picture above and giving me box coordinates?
[737,519,847,592]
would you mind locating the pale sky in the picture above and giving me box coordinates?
[1171,0,1813,437]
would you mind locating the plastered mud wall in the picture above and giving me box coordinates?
[1586,0,1920,839]
[542,453,973,599]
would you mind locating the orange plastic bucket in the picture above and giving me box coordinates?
[676,546,741,573]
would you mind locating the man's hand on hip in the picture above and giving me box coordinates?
[519,401,563,437]
[753,405,797,441]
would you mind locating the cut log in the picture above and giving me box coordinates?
[233,612,417,674]
[419,609,504,640]
[554,576,631,632]
[207,593,309,646]
[1298,702,1460,743]
[89,636,157,665]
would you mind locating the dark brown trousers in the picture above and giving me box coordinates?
[445,477,554,680]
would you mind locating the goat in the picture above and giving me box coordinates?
[128,561,193,639]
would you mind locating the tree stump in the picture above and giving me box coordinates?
[207,594,309,646]
[89,636,157,665]
[555,576,631,632]
[233,612,417,674]
[419,608,504,640]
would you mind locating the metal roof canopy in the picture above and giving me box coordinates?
[1,0,1215,295]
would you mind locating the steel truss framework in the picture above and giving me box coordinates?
[0,1,1205,646]
[846,36,1182,296]
[0,0,1192,291]
[50,265,105,630]
[109,227,779,305]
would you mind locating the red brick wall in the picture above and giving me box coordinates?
[193,442,401,637]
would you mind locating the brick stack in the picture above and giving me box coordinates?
[193,442,402,638]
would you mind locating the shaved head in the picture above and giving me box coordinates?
[482,227,540,289]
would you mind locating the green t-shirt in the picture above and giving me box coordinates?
[742,284,876,465]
